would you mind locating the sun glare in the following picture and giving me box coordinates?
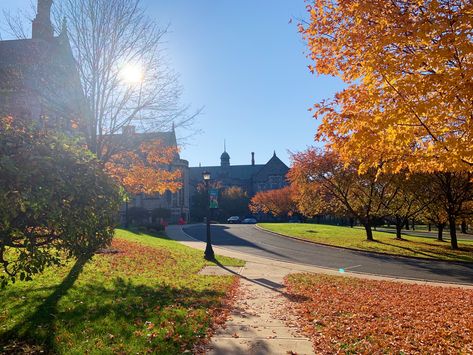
[120,63,144,84]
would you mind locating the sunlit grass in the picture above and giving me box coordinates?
[259,223,473,262]
[0,229,243,354]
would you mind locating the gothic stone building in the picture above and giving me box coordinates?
[189,149,289,208]
[0,0,88,133]
[109,126,190,224]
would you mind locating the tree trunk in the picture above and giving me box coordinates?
[449,216,458,250]
[411,219,415,231]
[364,224,374,241]
[437,224,444,241]
[395,224,403,239]
[405,220,409,230]
[428,224,431,232]
[349,217,355,228]
[461,220,468,234]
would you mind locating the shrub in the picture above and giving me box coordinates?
[0,117,121,286]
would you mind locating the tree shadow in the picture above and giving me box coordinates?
[210,259,308,303]
[0,259,230,354]
[0,255,90,354]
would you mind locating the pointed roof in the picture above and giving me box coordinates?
[252,152,289,182]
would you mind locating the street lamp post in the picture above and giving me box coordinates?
[202,171,215,260]
[124,194,130,229]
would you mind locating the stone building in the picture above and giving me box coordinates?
[189,149,289,198]
[108,126,190,224]
[0,0,88,132]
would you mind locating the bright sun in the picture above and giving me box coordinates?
[120,63,144,84]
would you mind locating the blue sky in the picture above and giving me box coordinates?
[1,0,343,167]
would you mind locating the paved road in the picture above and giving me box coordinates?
[183,224,473,285]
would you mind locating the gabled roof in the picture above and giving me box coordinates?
[189,164,264,183]
[103,129,182,162]
[252,153,289,182]
[0,35,86,125]
[0,36,77,88]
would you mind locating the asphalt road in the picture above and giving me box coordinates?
[183,224,473,285]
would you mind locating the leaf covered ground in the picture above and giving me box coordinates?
[285,273,473,354]
[0,229,243,354]
[260,223,473,262]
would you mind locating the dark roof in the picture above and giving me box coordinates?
[104,130,182,161]
[189,165,264,183]
[106,131,177,148]
[0,35,87,125]
[252,153,289,182]
[0,36,76,87]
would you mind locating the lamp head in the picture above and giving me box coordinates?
[202,171,211,181]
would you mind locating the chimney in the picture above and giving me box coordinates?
[251,152,255,166]
[122,125,136,136]
[32,0,54,40]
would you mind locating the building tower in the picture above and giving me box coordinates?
[220,140,230,168]
[32,0,54,40]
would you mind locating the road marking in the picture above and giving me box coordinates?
[343,265,362,270]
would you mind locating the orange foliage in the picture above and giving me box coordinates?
[249,186,297,218]
[301,0,473,173]
[286,273,473,354]
[106,140,182,195]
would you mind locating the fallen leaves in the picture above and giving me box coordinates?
[285,274,473,354]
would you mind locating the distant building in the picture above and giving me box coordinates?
[107,125,190,224]
[0,0,87,132]
[189,149,289,199]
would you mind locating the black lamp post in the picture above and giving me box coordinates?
[202,171,215,260]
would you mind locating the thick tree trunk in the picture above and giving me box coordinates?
[364,224,374,241]
[395,224,403,239]
[461,220,468,234]
[437,224,444,242]
[411,219,415,231]
[405,220,409,230]
[449,216,458,250]
[428,224,432,232]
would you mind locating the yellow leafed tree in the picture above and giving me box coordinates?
[301,0,473,173]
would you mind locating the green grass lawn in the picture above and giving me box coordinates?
[259,223,473,262]
[0,229,244,354]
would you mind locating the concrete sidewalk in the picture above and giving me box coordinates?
[166,225,472,355]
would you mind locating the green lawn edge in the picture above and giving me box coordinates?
[0,229,243,354]
[258,223,473,263]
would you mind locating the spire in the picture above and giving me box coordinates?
[220,140,230,168]
[32,0,54,40]
[273,150,277,157]
[172,121,175,132]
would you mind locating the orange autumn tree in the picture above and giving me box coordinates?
[249,186,298,219]
[106,140,182,195]
[301,0,473,173]
[289,149,397,241]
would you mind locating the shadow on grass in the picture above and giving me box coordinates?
[372,238,473,262]
[0,256,90,354]
[0,258,229,354]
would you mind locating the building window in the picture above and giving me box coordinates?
[268,175,283,189]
